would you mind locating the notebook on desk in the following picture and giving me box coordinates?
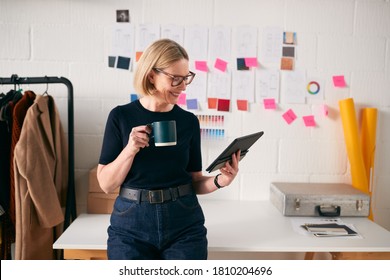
[302,223,358,237]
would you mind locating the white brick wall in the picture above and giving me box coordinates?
[1,0,389,232]
[285,0,355,34]
[0,24,30,59]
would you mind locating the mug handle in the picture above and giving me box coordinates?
[146,123,154,138]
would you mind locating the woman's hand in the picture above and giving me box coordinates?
[126,125,152,155]
[217,150,241,187]
[191,150,241,194]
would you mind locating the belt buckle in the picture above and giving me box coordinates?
[148,190,164,204]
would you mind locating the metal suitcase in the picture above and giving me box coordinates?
[270,182,370,217]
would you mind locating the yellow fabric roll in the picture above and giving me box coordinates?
[338,98,369,194]
[361,108,377,191]
[360,108,377,220]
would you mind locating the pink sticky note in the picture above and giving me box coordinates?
[263,98,276,109]
[321,104,328,116]
[214,58,228,72]
[244,57,258,67]
[303,115,316,127]
[177,93,186,105]
[282,109,297,125]
[195,61,208,72]
[333,75,346,87]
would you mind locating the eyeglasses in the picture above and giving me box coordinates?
[153,68,196,87]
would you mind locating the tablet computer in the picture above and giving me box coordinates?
[206,131,264,173]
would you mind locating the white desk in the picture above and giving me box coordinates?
[53,200,390,260]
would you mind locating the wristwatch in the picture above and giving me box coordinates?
[214,173,224,189]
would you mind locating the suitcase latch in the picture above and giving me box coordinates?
[294,198,300,210]
[356,200,363,211]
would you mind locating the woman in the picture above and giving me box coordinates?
[97,38,240,260]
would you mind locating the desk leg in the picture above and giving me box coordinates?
[64,249,108,260]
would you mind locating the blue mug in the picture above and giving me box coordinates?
[148,120,177,147]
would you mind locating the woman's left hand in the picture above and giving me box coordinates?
[218,150,241,187]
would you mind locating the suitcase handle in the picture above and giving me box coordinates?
[316,205,341,217]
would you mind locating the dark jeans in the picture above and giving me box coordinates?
[107,192,208,260]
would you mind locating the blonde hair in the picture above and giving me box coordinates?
[134,39,189,96]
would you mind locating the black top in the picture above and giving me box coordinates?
[99,100,202,190]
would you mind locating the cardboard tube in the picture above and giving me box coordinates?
[360,108,377,220]
[338,98,369,194]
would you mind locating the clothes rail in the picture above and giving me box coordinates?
[0,74,76,230]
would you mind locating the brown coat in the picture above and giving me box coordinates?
[14,94,68,260]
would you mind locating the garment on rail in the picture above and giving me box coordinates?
[0,89,67,260]
[14,94,68,260]
[0,89,23,260]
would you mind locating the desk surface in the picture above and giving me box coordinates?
[54,200,390,253]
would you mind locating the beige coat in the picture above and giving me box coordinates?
[14,94,68,259]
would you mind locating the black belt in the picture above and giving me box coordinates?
[119,184,193,204]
